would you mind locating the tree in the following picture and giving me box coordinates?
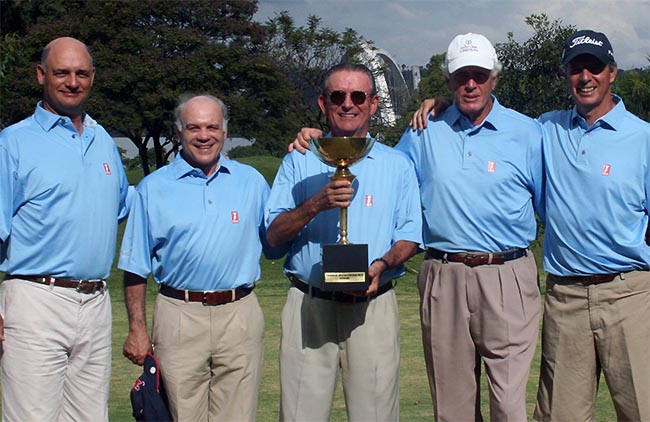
[494,14,576,118]
[1,0,296,174]
[614,64,650,122]
[262,12,366,133]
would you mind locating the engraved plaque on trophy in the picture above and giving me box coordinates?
[309,136,375,291]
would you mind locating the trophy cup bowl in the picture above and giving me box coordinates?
[308,136,375,291]
[309,137,375,181]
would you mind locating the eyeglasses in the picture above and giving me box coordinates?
[328,90,369,106]
[567,61,607,75]
[452,70,491,85]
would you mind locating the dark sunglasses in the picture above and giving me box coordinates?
[452,70,491,85]
[328,90,369,106]
[567,61,607,75]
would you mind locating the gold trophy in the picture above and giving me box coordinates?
[309,136,375,291]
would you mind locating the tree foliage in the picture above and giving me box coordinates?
[262,12,366,134]
[614,64,650,122]
[494,14,576,117]
[0,0,296,174]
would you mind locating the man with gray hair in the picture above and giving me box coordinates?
[395,33,545,421]
[120,94,278,421]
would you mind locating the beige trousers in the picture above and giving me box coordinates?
[0,278,111,422]
[279,286,400,422]
[419,252,541,422]
[152,291,264,422]
[534,270,650,422]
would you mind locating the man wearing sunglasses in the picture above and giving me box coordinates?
[265,63,422,421]
[396,33,545,421]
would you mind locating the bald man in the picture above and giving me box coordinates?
[0,37,131,421]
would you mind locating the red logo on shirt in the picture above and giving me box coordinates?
[487,161,496,173]
[132,379,145,391]
[365,195,373,207]
[601,164,611,176]
[231,211,239,223]
[103,163,111,175]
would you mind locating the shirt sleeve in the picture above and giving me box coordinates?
[118,183,154,278]
[0,140,16,245]
[531,121,546,225]
[393,153,423,246]
[112,143,133,222]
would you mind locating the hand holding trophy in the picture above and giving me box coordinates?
[308,136,375,290]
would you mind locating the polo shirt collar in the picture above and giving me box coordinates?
[34,101,97,131]
[446,95,500,131]
[570,94,624,131]
[171,151,231,180]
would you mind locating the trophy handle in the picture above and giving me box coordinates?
[331,166,355,245]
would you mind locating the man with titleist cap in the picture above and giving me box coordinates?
[533,30,650,421]
[396,33,545,421]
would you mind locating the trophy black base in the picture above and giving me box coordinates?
[321,243,369,291]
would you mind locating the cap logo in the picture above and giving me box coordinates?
[569,35,603,49]
[460,40,479,53]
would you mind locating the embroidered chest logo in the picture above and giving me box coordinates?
[601,164,611,176]
[365,195,373,207]
[103,163,112,175]
[487,161,496,173]
[231,211,240,223]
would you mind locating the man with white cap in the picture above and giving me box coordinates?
[534,29,650,422]
[395,33,545,421]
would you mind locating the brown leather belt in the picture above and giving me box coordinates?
[425,248,527,267]
[288,274,393,303]
[7,275,106,294]
[159,284,253,306]
[547,273,619,286]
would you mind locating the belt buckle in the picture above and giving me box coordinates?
[76,280,101,294]
[463,254,487,267]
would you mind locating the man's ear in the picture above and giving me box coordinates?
[318,95,327,115]
[36,64,46,85]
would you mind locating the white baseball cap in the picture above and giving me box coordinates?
[446,33,497,74]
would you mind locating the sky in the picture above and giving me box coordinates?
[254,0,650,70]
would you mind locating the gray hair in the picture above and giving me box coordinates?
[173,93,229,132]
[441,61,503,79]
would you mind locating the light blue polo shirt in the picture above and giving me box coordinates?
[265,141,422,286]
[541,96,650,275]
[0,103,131,279]
[119,153,274,290]
[396,96,544,252]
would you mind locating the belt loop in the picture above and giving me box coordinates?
[619,272,625,280]
[308,285,313,297]
[487,253,493,265]
[48,276,55,288]
[184,290,189,303]
[231,289,236,301]
[442,253,448,264]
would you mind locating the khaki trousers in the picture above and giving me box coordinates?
[534,270,650,422]
[152,291,264,422]
[0,278,111,422]
[419,252,541,422]
[279,286,400,422]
